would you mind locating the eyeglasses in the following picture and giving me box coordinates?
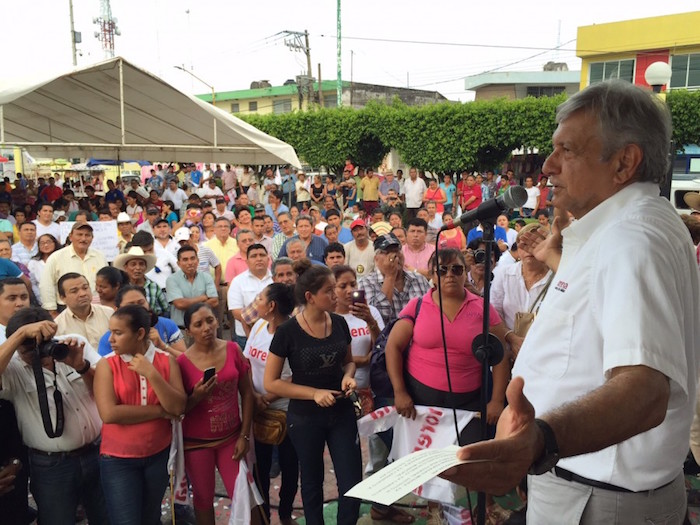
[437,264,465,276]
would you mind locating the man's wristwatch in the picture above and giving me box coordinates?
[76,360,92,375]
[528,418,560,475]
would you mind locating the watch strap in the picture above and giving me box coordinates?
[528,418,560,475]
[76,359,92,375]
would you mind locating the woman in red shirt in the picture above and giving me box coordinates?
[94,305,186,525]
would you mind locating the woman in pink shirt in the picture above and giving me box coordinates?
[385,248,510,522]
[177,303,254,525]
[94,305,186,525]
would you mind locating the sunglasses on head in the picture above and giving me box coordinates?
[437,264,465,276]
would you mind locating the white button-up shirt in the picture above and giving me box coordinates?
[403,177,427,209]
[39,245,108,311]
[227,270,272,337]
[0,335,102,452]
[491,262,552,330]
[514,182,700,491]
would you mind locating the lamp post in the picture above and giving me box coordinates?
[644,61,673,200]
[174,65,216,107]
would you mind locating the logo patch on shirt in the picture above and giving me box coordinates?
[554,280,568,293]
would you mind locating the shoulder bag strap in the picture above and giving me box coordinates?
[529,273,555,314]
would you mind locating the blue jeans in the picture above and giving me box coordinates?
[100,447,170,525]
[287,406,362,525]
[29,444,109,525]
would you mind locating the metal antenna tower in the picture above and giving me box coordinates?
[93,0,120,59]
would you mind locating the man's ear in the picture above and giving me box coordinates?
[613,144,644,185]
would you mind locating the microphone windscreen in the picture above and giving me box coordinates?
[503,186,528,208]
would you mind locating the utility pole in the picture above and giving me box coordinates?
[350,50,354,107]
[284,30,314,109]
[336,0,342,107]
[69,0,78,66]
[318,63,323,107]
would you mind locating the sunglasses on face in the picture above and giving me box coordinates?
[437,264,465,276]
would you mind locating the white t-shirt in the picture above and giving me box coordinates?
[33,220,62,240]
[227,270,273,336]
[340,307,385,389]
[524,186,540,209]
[243,319,292,411]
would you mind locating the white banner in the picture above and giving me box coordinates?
[59,221,120,262]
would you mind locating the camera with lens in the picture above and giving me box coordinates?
[474,249,487,264]
[35,339,70,361]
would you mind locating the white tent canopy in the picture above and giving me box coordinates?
[0,57,300,167]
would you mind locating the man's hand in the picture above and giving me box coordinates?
[0,460,21,496]
[61,337,87,371]
[440,377,543,495]
[518,208,570,272]
[21,321,57,344]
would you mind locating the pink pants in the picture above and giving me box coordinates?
[184,438,240,510]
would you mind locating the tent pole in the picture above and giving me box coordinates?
[214,119,218,148]
[0,106,4,143]
[119,59,126,146]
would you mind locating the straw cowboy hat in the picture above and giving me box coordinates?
[683,192,700,212]
[113,246,157,273]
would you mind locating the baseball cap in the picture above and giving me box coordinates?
[215,197,226,204]
[117,212,131,223]
[70,222,93,233]
[174,227,191,242]
[154,218,169,226]
[350,219,366,230]
[373,233,401,252]
[146,206,159,215]
[309,205,320,213]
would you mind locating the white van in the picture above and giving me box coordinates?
[670,173,700,214]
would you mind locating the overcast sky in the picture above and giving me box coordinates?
[3,1,699,102]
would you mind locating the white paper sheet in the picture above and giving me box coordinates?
[345,445,485,506]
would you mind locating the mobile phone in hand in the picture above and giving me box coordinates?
[203,367,216,383]
[351,290,366,305]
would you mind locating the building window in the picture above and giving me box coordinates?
[230,103,239,113]
[670,53,700,90]
[248,101,258,112]
[525,86,565,98]
[273,98,292,114]
[589,59,635,85]
[323,94,338,108]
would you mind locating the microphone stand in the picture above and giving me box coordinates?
[471,219,504,525]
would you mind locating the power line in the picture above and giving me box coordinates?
[316,33,700,56]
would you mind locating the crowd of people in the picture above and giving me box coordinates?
[0,79,699,525]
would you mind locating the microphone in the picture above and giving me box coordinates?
[440,185,528,230]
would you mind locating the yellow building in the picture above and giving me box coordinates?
[577,11,700,90]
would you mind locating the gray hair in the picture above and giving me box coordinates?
[555,80,671,184]
[235,228,253,241]
[272,257,293,274]
[286,238,304,250]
